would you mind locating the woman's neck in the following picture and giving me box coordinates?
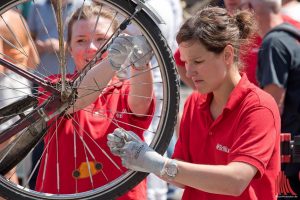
[210,72,241,119]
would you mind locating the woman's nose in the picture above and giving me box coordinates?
[87,41,98,51]
[185,63,195,78]
[85,41,98,56]
[90,41,98,49]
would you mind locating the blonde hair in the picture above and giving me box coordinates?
[67,4,118,45]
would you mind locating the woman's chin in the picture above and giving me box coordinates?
[195,86,209,94]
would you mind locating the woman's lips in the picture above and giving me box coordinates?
[193,79,204,86]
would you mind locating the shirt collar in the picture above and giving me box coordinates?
[224,73,252,111]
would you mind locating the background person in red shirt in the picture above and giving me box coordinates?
[108,7,281,200]
[35,5,154,200]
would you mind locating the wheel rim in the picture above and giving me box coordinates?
[0,0,179,199]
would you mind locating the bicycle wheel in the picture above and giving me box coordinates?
[0,0,179,199]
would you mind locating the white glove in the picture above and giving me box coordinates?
[107,128,166,175]
[108,35,153,70]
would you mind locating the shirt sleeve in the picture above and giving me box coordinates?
[228,105,279,178]
[257,35,290,89]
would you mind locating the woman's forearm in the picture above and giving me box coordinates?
[128,63,153,115]
[170,161,257,196]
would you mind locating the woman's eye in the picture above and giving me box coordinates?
[195,60,204,64]
[76,39,86,43]
[96,38,105,42]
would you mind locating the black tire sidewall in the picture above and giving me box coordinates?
[0,0,180,199]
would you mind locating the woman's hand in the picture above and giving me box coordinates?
[107,128,166,175]
[108,35,153,70]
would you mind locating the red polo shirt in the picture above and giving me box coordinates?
[36,76,155,200]
[173,74,280,200]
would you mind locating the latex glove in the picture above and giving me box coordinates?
[107,128,166,175]
[108,35,153,70]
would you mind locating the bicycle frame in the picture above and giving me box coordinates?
[0,92,69,144]
[0,58,70,144]
[0,58,60,95]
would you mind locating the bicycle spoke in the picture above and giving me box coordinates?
[67,114,122,171]
[0,0,179,199]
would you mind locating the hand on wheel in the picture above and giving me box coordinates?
[107,128,166,175]
[108,35,153,70]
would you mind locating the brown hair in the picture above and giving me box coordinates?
[67,4,118,45]
[176,7,257,66]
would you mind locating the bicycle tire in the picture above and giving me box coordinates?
[0,0,179,199]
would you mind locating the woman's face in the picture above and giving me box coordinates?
[69,16,113,70]
[179,41,228,94]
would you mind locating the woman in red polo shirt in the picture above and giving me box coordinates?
[107,6,281,200]
[35,5,154,200]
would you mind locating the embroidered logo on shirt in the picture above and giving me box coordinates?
[216,144,230,153]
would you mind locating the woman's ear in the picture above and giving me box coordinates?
[223,44,234,66]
